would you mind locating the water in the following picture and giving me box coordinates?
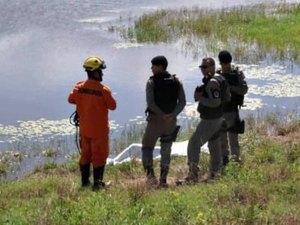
[1,0,300,179]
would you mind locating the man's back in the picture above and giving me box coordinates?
[151,73,180,114]
[68,79,116,138]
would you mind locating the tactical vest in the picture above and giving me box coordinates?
[216,67,244,112]
[197,74,228,119]
[151,73,180,114]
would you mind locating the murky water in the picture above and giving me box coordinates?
[1,0,300,179]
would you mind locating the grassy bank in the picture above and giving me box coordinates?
[113,3,300,62]
[0,115,299,224]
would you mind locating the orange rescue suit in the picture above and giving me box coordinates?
[68,80,116,167]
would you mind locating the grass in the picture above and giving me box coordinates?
[0,152,24,176]
[0,114,299,224]
[111,3,300,62]
[1,3,299,223]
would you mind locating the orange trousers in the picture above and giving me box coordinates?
[79,135,109,167]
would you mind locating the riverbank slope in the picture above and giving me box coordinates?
[0,116,299,224]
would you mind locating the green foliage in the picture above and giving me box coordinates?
[0,152,24,177]
[43,148,57,157]
[121,3,300,62]
[134,10,171,43]
[1,115,300,224]
[33,161,58,173]
[287,143,300,163]
[0,162,6,175]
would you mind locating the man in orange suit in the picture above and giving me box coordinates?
[68,56,116,190]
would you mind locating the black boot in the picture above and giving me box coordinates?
[176,164,199,186]
[80,163,90,187]
[159,167,169,188]
[185,164,199,184]
[93,166,105,191]
[223,155,229,167]
[145,166,158,186]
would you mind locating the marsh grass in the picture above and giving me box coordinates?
[0,151,24,176]
[111,3,300,62]
[42,148,58,157]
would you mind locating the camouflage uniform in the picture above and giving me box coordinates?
[187,73,230,181]
[181,57,230,184]
[217,65,248,163]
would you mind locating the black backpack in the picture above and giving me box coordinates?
[216,68,245,107]
[212,74,230,105]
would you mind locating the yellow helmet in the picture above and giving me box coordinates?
[83,56,106,71]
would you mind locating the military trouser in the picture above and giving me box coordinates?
[220,111,240,160]
[142,114,177,175]
[187,117,224,174]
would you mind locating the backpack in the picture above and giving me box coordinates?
[212,74,230,105]
[216,67,245,107]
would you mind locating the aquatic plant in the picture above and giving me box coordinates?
[112,3,300,63]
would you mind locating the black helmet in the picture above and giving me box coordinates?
[151,56,168,70]
[218,50,232,64]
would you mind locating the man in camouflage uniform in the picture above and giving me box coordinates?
[217,50,248,164]
[181,57,230,183]
[142,56,186,187]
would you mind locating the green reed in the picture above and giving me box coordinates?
[113,3,300,62]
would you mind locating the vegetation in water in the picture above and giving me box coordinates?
[110,3,300,62]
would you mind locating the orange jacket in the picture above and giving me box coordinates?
[68,80,116,139]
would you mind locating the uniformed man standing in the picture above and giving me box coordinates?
[68,56,117,190]
[142,56,186,187]
[217,50,248,164]
[182,57,230,183]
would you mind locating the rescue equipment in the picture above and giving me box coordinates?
[83,56,106,71]
[69,111,81,154]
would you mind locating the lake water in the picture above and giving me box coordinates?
[1,0,300,178]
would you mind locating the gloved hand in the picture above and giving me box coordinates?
[194,86,204,102]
